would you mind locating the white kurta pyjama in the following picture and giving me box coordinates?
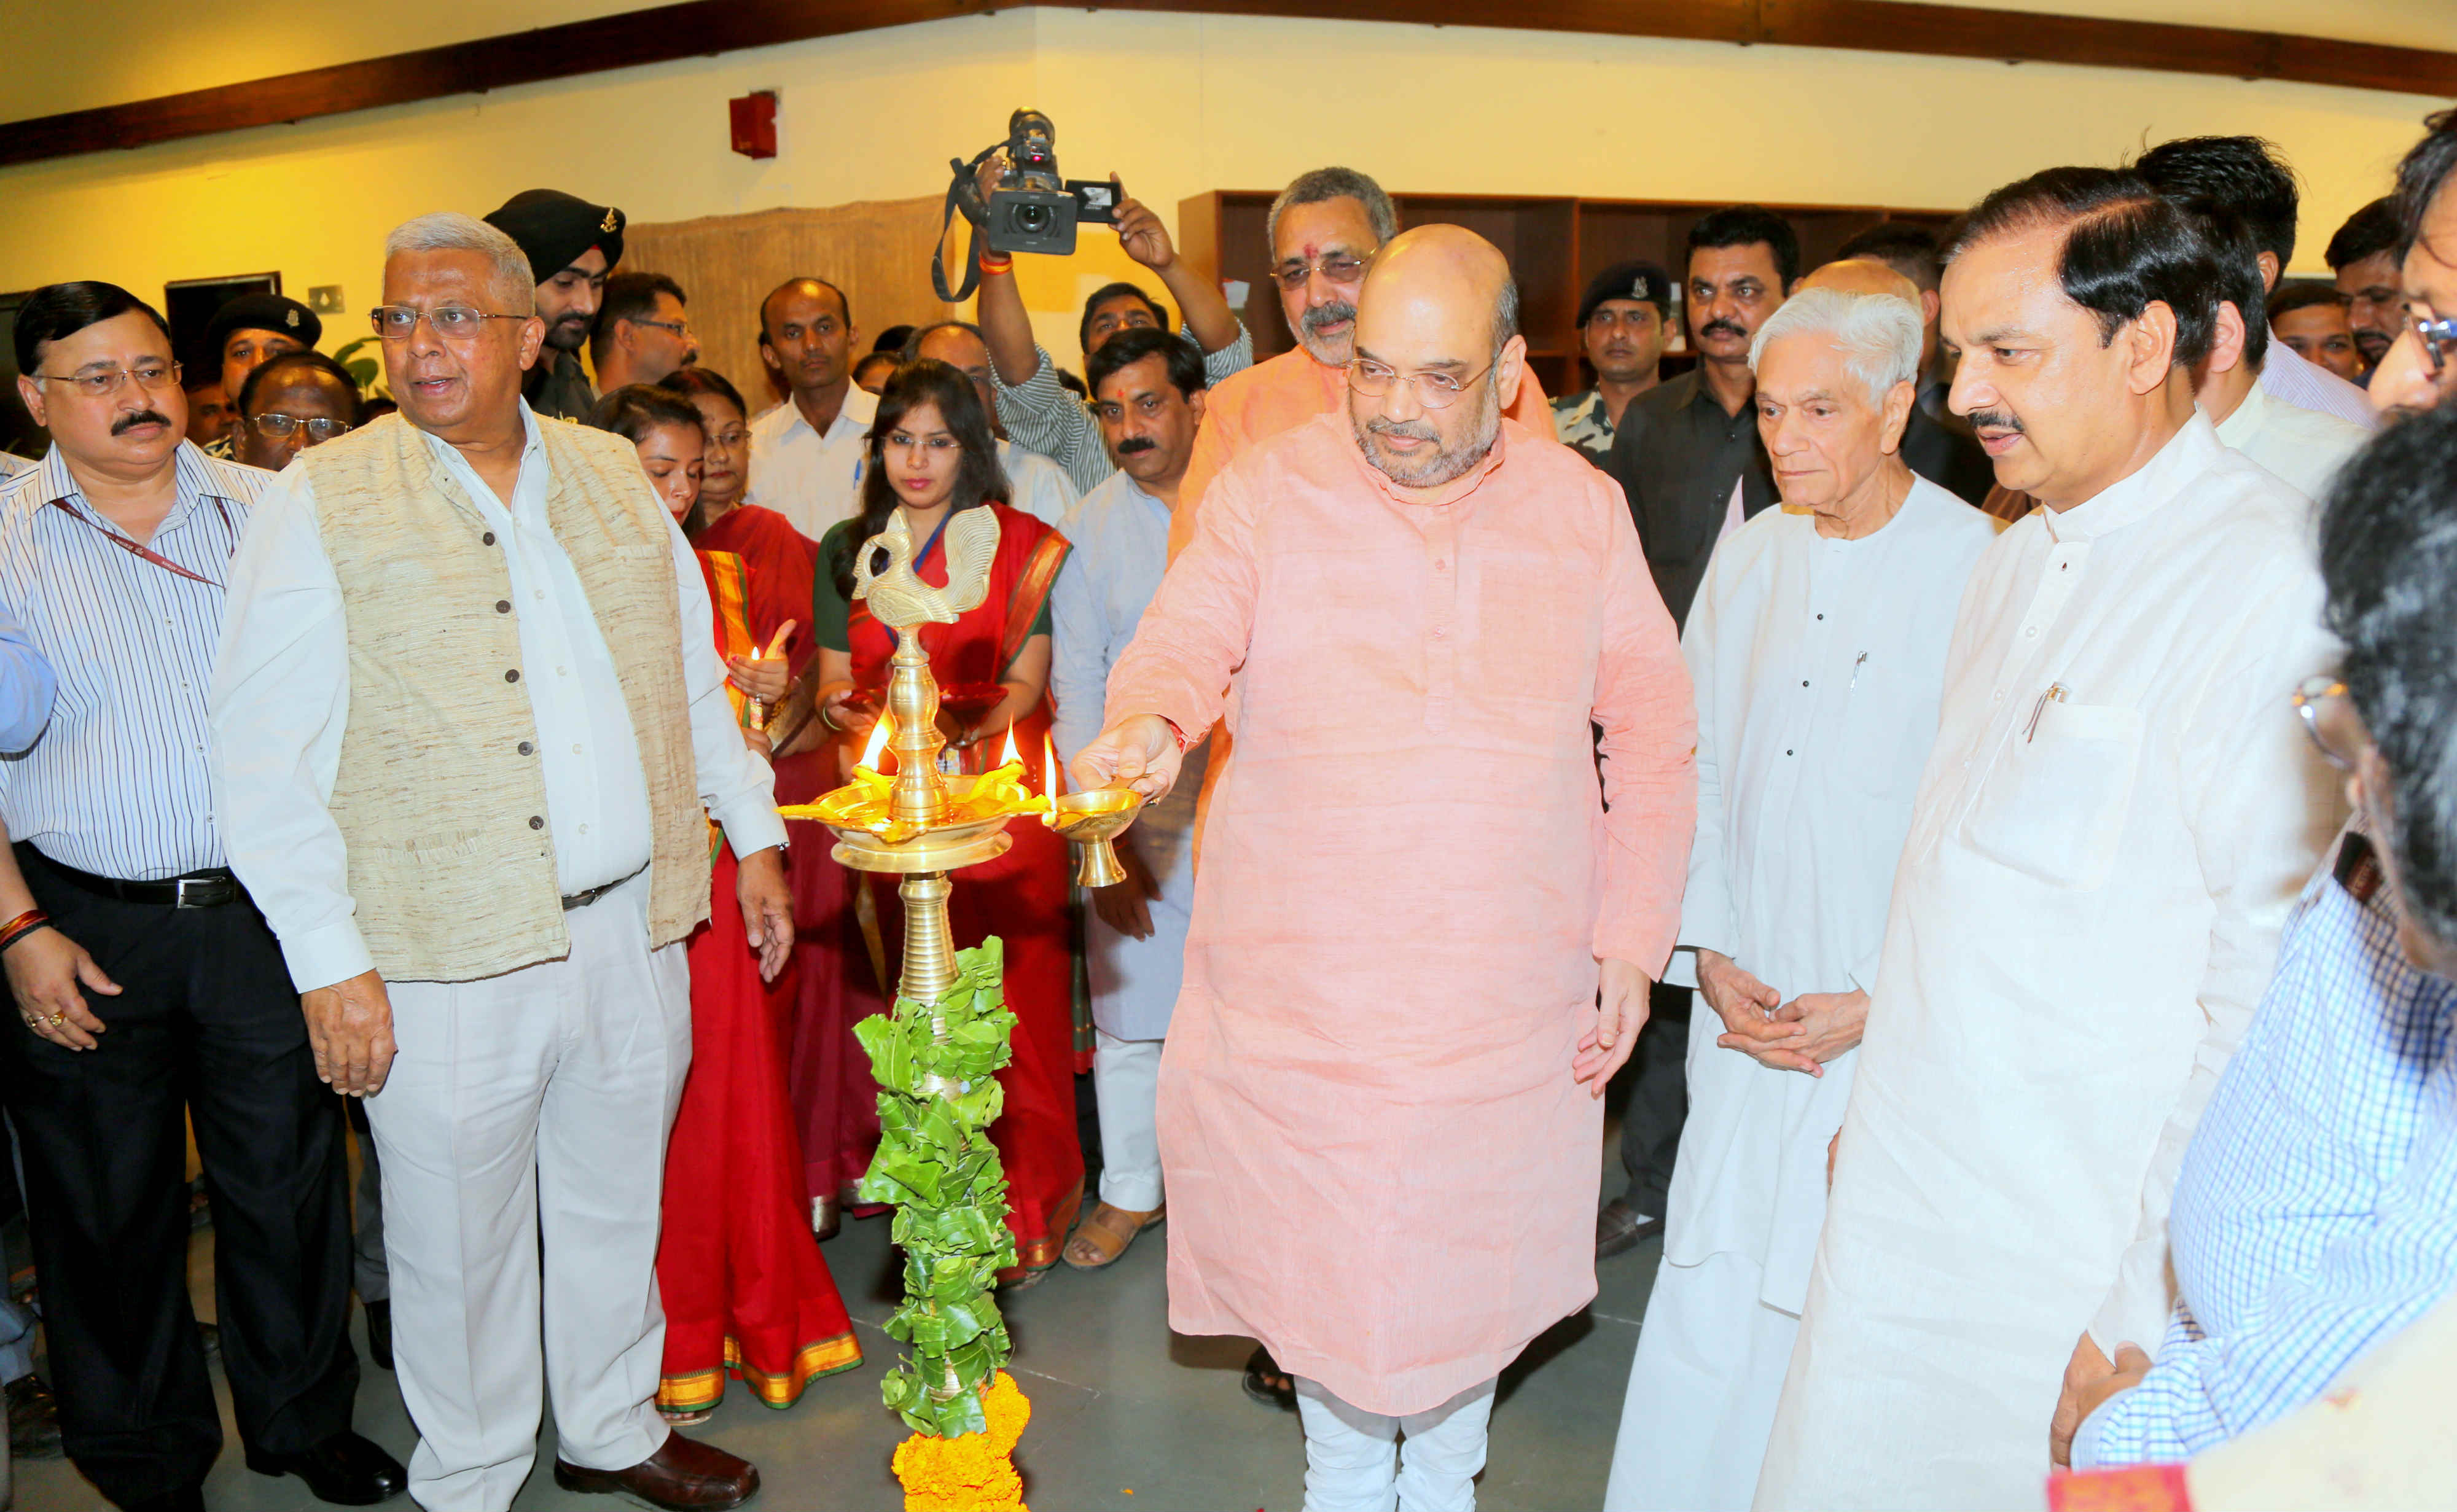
[1606,478,1994,1512]
[1756,416,2341,1512]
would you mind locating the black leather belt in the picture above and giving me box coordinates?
[561,865,646,912]
[30,851,246,909]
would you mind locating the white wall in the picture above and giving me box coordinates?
[2,7,2442,370]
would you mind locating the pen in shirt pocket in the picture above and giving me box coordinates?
[1850,652,1868,690]
[2026,682,2069,742]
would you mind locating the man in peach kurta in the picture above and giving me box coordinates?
[1075,227,1693,1511]
[1168,167,1555,561]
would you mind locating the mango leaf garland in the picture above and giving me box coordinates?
[859,938,1026,1438]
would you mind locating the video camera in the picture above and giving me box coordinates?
[986,110,1077,256]
[933,109,1121,299]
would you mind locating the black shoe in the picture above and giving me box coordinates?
[1596,1198,1664,1259]
[122,1486,207,1512]
[364,1298,393,1372]
[246,1430,408,1505]
[1241,1344,1297,1410]
[6,1371,62,1458]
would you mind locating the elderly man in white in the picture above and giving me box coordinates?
[1602,286,1995,1512]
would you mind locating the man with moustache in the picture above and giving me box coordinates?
[745,276,874,540]
[1554,260,1671,462]
[1598,204,1794,1266]
[2028,109,2457,1500]
[1074,224,1693,1511]
[1756,168,2337,1511]
[2327,197,2402,380]
[1166,167,1554,558]
[211,212,790,1512]
[0,281,403,1510]
[1605,206,1797,633]
[1049,327,1212,1274]
[976,176,1251,494]
[484,188,625,423]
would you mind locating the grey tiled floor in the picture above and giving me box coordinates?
[17,1129,1657,1511]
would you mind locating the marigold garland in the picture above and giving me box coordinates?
[891,1371,1032,1512]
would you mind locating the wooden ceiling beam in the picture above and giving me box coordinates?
[2,0,2447,170]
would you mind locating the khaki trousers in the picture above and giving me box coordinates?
[364,875,690,1511]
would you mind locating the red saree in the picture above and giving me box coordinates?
[654,544,860,1416]
[837,502,1082,1279]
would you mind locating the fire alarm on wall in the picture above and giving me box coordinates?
[730,92,778,159]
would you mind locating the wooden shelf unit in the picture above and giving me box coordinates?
[1179,191,1959,399]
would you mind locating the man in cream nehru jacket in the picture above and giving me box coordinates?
[211,212,792,1512]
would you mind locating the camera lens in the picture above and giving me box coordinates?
[1015,204,1050,234]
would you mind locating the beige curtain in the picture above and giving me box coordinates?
[621,195,964,413]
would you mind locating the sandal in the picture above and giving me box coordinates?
[1062,1202,1165,1271]
[1242,1344,1297,1409]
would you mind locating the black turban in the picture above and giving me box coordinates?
[206,293,321,358]
[1578,260,1673,327]
[483,189,627,286]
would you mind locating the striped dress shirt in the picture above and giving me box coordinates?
[2077,823,2457,1466]
[0,443,265,880]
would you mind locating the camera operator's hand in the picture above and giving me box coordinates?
[974,150,1008,205]
[1113,178,1179,273]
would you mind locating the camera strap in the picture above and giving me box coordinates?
[932,147,999,303]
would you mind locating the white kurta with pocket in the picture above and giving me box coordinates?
[1755,416,2340,1512]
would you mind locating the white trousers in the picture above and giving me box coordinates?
[1091,1028,1164,1211]
[363,876,690,1512]
[1294,1376,1498,1512]
[1604,1251,1801,1512]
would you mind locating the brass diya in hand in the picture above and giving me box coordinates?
[1046,787,1146,887]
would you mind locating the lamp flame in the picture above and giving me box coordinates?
[861,710,895,771]
[999,723,1021,770]
[1042,733,1060,824]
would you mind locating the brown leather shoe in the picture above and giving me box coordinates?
[553,1432,760,1510]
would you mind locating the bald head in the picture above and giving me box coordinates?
[1349,225,1527,492]
[1807,255,1942,369]
[1361,224,1521,357]
[1802,257,1922,305]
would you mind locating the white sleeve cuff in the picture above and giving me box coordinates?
[281,918,375,995]
[714,795,790,859]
